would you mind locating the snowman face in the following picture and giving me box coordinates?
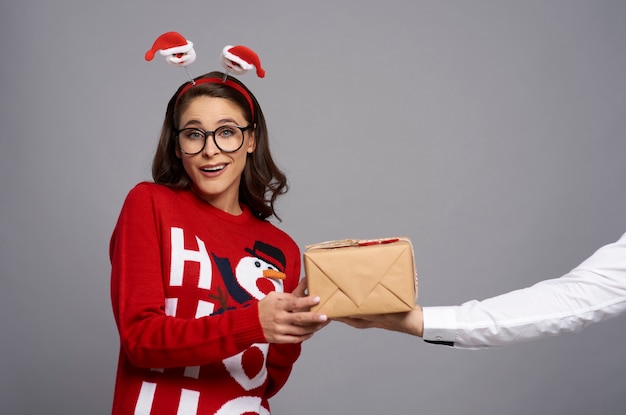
[235,256,284,300]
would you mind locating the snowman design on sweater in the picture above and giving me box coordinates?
[166,228,286,389]
[210,240,285,314]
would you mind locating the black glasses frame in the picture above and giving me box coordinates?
[175,125,252,155]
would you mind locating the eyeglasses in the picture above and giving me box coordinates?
[176,125,251,155]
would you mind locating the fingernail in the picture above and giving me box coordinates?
[313,296,320,303]
[319,314,327,322]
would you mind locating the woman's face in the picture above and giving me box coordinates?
[176,95,255,214]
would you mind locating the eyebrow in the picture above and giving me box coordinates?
[181,118,241,129]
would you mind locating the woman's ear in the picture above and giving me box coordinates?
[246,129,256,154]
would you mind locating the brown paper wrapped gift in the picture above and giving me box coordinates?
[304,237,418,318]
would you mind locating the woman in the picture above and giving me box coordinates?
[110,71,327,414]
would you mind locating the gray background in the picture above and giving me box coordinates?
[2,1,625,414]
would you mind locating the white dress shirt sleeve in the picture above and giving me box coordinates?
[422,231,626,349]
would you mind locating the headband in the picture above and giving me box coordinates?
[145,32,265,120]
[177,77,255,120]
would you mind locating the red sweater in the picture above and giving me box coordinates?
[110,182,301,415]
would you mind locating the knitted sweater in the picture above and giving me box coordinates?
[110,182,302,415]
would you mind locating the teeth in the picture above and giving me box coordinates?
[202,165,225,172]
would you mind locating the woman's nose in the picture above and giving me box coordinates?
[202,134,220,156]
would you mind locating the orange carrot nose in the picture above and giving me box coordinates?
[263,269,286,280]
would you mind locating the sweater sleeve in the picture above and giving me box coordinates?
[265,343,301,398]
[423,231,626,349]
[110,184,266,368]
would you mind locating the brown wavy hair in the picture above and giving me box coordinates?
[152,71,288,220]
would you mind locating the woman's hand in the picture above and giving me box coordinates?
[258,278,329,343]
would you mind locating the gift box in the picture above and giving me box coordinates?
[304,237,418,318]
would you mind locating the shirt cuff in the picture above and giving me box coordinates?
[422,306,458,346]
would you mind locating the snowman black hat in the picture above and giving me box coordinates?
[245,241,286,272]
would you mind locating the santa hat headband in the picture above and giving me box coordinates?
[145,32,265,119]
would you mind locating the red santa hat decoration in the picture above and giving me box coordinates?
[145,31,265,80]
[220,45,265,78]
[145,31,196,67]
[145,32,265,119]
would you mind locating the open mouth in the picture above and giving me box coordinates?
[201,164,226,173]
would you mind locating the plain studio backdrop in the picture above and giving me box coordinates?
[1,1,625,414]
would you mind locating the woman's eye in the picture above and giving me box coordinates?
[186,130,203,140]
[218,127,236,138]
